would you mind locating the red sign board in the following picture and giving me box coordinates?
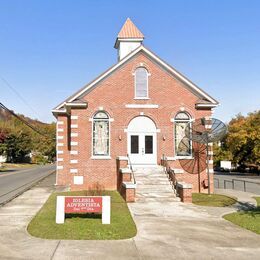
[65,196,102,213]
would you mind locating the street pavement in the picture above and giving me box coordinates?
[0,173,259,259]
[214,172,260,195]
[0,164,55,205]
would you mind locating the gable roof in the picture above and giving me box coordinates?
[53,45,218,111]
[117,18,144,39]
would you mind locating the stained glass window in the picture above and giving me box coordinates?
[174,112,192,156]
[93,112,109,156]
[135,67,148,98]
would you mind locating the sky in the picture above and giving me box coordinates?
[0,0,259,123]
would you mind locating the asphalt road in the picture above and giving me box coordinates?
[0,164,56,205]
[214,172,260,195]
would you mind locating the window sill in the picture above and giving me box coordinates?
[134,97,150,100]
[91,156,111,160]
[175,156,193,160]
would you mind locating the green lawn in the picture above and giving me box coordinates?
[223,197,260,235]
[0,163,36,172]
[192,193,237,207]
[27,190,137,240]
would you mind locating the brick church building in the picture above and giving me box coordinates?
[52,18,218,198]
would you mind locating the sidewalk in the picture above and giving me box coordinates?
[215,188,258,210]
[0,174,259,259]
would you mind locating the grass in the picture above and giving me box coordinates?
[192,193,237,207]
[0,163,36,172]
[27,190,137,240]
[223,197,260,235]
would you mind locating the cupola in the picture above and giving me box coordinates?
[114,18,144,61]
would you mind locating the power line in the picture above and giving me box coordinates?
[0,76,41,120]
[0,102,49,138]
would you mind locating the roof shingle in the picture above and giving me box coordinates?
[117,18,144,39]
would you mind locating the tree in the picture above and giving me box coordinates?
[215,111,260,170]
[4,132,32,163]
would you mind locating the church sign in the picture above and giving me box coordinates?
[56,196,110,224]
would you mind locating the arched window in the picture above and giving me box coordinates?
[135,67,148,98]
[93,111,109,156]
[174,112,192,157]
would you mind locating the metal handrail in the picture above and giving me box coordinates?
[162,154,177,194]
[127,154,136,184]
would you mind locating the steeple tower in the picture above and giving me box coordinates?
[114,18,144,60]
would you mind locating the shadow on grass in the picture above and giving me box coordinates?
[65,213,102,219]
[0,169,17,173]
[235,201,257,211]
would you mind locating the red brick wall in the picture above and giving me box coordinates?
[55,52,213,192]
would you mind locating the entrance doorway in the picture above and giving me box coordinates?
[127,116,157,166]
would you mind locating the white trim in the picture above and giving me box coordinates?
[205,124,212,129]
[54,45,218,110]
[57,121,64,125]
[57,136,64,140]
[175,156,193,160]
[66,102,87,107]
[57,143,64,147]
[53,109,66,114]
[209,160,213,164]
[92,112,110,158]
[70,150,78,155]
[116,156,128,161]
[122,182,137,189]
[71,115,78,119]
[71,133,78,137]
[70,169,78,173]
[120,168,132,174]
[70,142,78,146]
[57,158,64,162]
[91,156,111,160]
[208,151,213,155]
[133,97,150,100]
[57,128,64,132]
[177,182,192,189]
[134,67,149,99]
[70,159,78,164]
[57,151,64,154]
[209,169,214,174]
[73,176,83,185]
[162,156,176,161]
[173,116,193,158]
[71,124,78,129]
[124,128,160,133]
[196,104,218,108]
[57,165,63,170]
[172,168,184,174]
[125,104,159,109]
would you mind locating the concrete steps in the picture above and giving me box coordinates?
[133,166,179,202]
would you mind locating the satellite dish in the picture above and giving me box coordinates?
[185,118,227,144]
[182,117,227,194]
[178,137,207,193]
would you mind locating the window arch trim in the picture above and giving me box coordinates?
[173,111,193,159]
[134,67,149,99]
[92,111,111,159]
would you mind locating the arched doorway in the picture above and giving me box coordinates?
[127,116,157,166]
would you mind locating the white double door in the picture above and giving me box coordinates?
[128,132,157,166]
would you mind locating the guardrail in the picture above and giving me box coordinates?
[214,177,260,192]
